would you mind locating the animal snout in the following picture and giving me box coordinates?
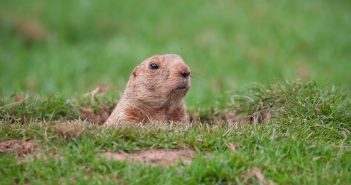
[179,66,191,78]
[180,71,190,78]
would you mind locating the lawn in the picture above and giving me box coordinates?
[1,0,351,184]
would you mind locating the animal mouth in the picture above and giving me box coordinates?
[175,85,188,90]
[174,83,190,91]
[172,80,190,92]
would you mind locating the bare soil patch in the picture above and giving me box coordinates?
[0,139,37,156]
[100,149,197,167]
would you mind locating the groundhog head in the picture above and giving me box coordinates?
[125,54,191,108]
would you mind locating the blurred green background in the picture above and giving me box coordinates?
[1,0,350,106]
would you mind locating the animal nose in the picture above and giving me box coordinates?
[180,71,190,78]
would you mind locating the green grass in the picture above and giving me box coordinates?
[1,81,351,184]
[2,122,350,184]
[1,0,351,184]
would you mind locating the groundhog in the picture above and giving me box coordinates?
[105,54,191,125]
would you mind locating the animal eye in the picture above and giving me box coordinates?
[150,63,159,70]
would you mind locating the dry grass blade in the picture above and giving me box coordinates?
[242,167,275,185]
[0,94,30,110]
[226,143,239,152]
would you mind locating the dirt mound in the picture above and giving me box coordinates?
[0,140,37,156]
[100,149,197,167]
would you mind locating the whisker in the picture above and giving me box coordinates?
[191,71,206,81]
[190,73,209,87]
[191,75,205,81]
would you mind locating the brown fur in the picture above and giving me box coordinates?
[105,54,191,125]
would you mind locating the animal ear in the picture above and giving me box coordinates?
[132,65,140,77]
